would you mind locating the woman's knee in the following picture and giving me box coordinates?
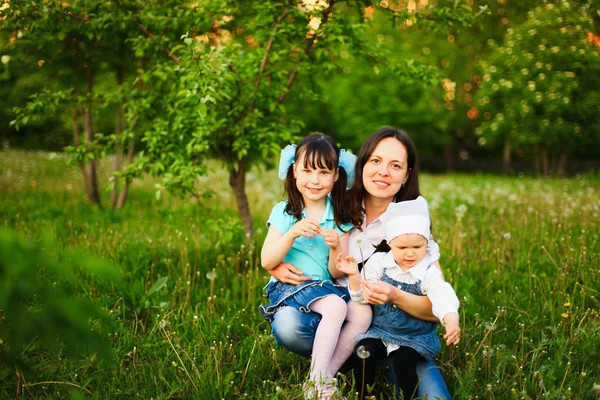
[271,306,320,357]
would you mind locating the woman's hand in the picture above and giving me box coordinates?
[360,280,399,305]
[268,262,312,285]
[321,228,340,250]
[335,254,359,276]
[443,313,461,345]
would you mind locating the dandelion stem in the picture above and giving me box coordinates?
[470,316,499,361]
[239,339,257,393]
[24,381,93,395]
[159,323,198,391]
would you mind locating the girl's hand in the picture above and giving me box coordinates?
[335,254,359,276]
[321,228,340,249]
[360,280,399,305]
[443,313,461,345]
[289,218,320,239]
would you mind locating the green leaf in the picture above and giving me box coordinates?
[146,276,168,297]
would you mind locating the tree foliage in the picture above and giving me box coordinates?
[2,0,481,234]
[475,1,600,176]
[119,0,481,234]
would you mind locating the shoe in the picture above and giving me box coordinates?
[303,379,342,400]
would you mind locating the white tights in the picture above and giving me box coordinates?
[308,295,373,387]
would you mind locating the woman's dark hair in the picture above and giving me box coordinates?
[283,134,351,230]
[346,126,421,229]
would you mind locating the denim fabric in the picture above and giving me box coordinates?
[260,280,349,323]
[270,306,450,399]
[357,270,441,360]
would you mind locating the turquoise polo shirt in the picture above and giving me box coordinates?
[267,197,354,282]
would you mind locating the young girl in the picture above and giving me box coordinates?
[336,196,460,400]
[259,134,372,399]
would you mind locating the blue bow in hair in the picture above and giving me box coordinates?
[278,144,296,180]
[277,144,357,186]
[339,149,357,186]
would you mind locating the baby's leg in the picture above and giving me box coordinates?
[353,338,388,400]
[308,295,348,386]
[391,346,423,400]
[326,302,372,377]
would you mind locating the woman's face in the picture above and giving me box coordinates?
[362,137,409,203]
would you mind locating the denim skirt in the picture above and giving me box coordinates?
[260,280,350,322]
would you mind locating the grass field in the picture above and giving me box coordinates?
[0,149,598,399]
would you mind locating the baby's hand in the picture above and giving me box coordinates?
[443,313,461,346]
[336,254,359,276]
[289,218,320,239]
[321,228,340,249]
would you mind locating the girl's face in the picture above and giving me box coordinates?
[389,234,428,270]
[293,152,338,204]
[362,137,409,203]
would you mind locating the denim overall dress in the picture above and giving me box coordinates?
[357,268,441,360]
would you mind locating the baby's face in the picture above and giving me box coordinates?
[389,234,428,270]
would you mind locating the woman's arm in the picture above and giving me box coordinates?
[268,262,312,285]
[360,280,439,322]
[391,287,439,322]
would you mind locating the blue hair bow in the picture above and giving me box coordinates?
[278,144,297,180]
[339,149,357,186]
[277,144,357,186]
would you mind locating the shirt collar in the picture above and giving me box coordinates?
[361,200,387,228]
[381,251,430,281]
[301,196,334,224]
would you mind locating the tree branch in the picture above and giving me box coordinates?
[113,0,181,64]
[133,21,182,65]
[276,0,336,107]
[248,4,292,113]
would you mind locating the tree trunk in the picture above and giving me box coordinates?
[111,66,126,208]
[556,150,568,177]
[541,147,549,177]
[115,140,135,210]
[533,145,541,178]
[502,140,512,176]
[229,156,253,237]
[83,71,102,208]
[443,143,454,172]
[72,106,92,197]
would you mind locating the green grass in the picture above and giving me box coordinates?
[0,149,598,399]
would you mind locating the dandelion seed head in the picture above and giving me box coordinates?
[206,269,217,281]
[356,345,370,359]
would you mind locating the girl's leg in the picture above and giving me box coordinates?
[307,295,348,386]
[390,346,423,400]
[326,302,372,377]
[353,338,388,400]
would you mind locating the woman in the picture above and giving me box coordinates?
[267,127,451,399]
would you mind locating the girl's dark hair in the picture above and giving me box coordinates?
[283,134,351,230]
[346,126,421,229]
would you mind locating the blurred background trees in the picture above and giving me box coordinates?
[475,1,600,177]
[1,0,599,231]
